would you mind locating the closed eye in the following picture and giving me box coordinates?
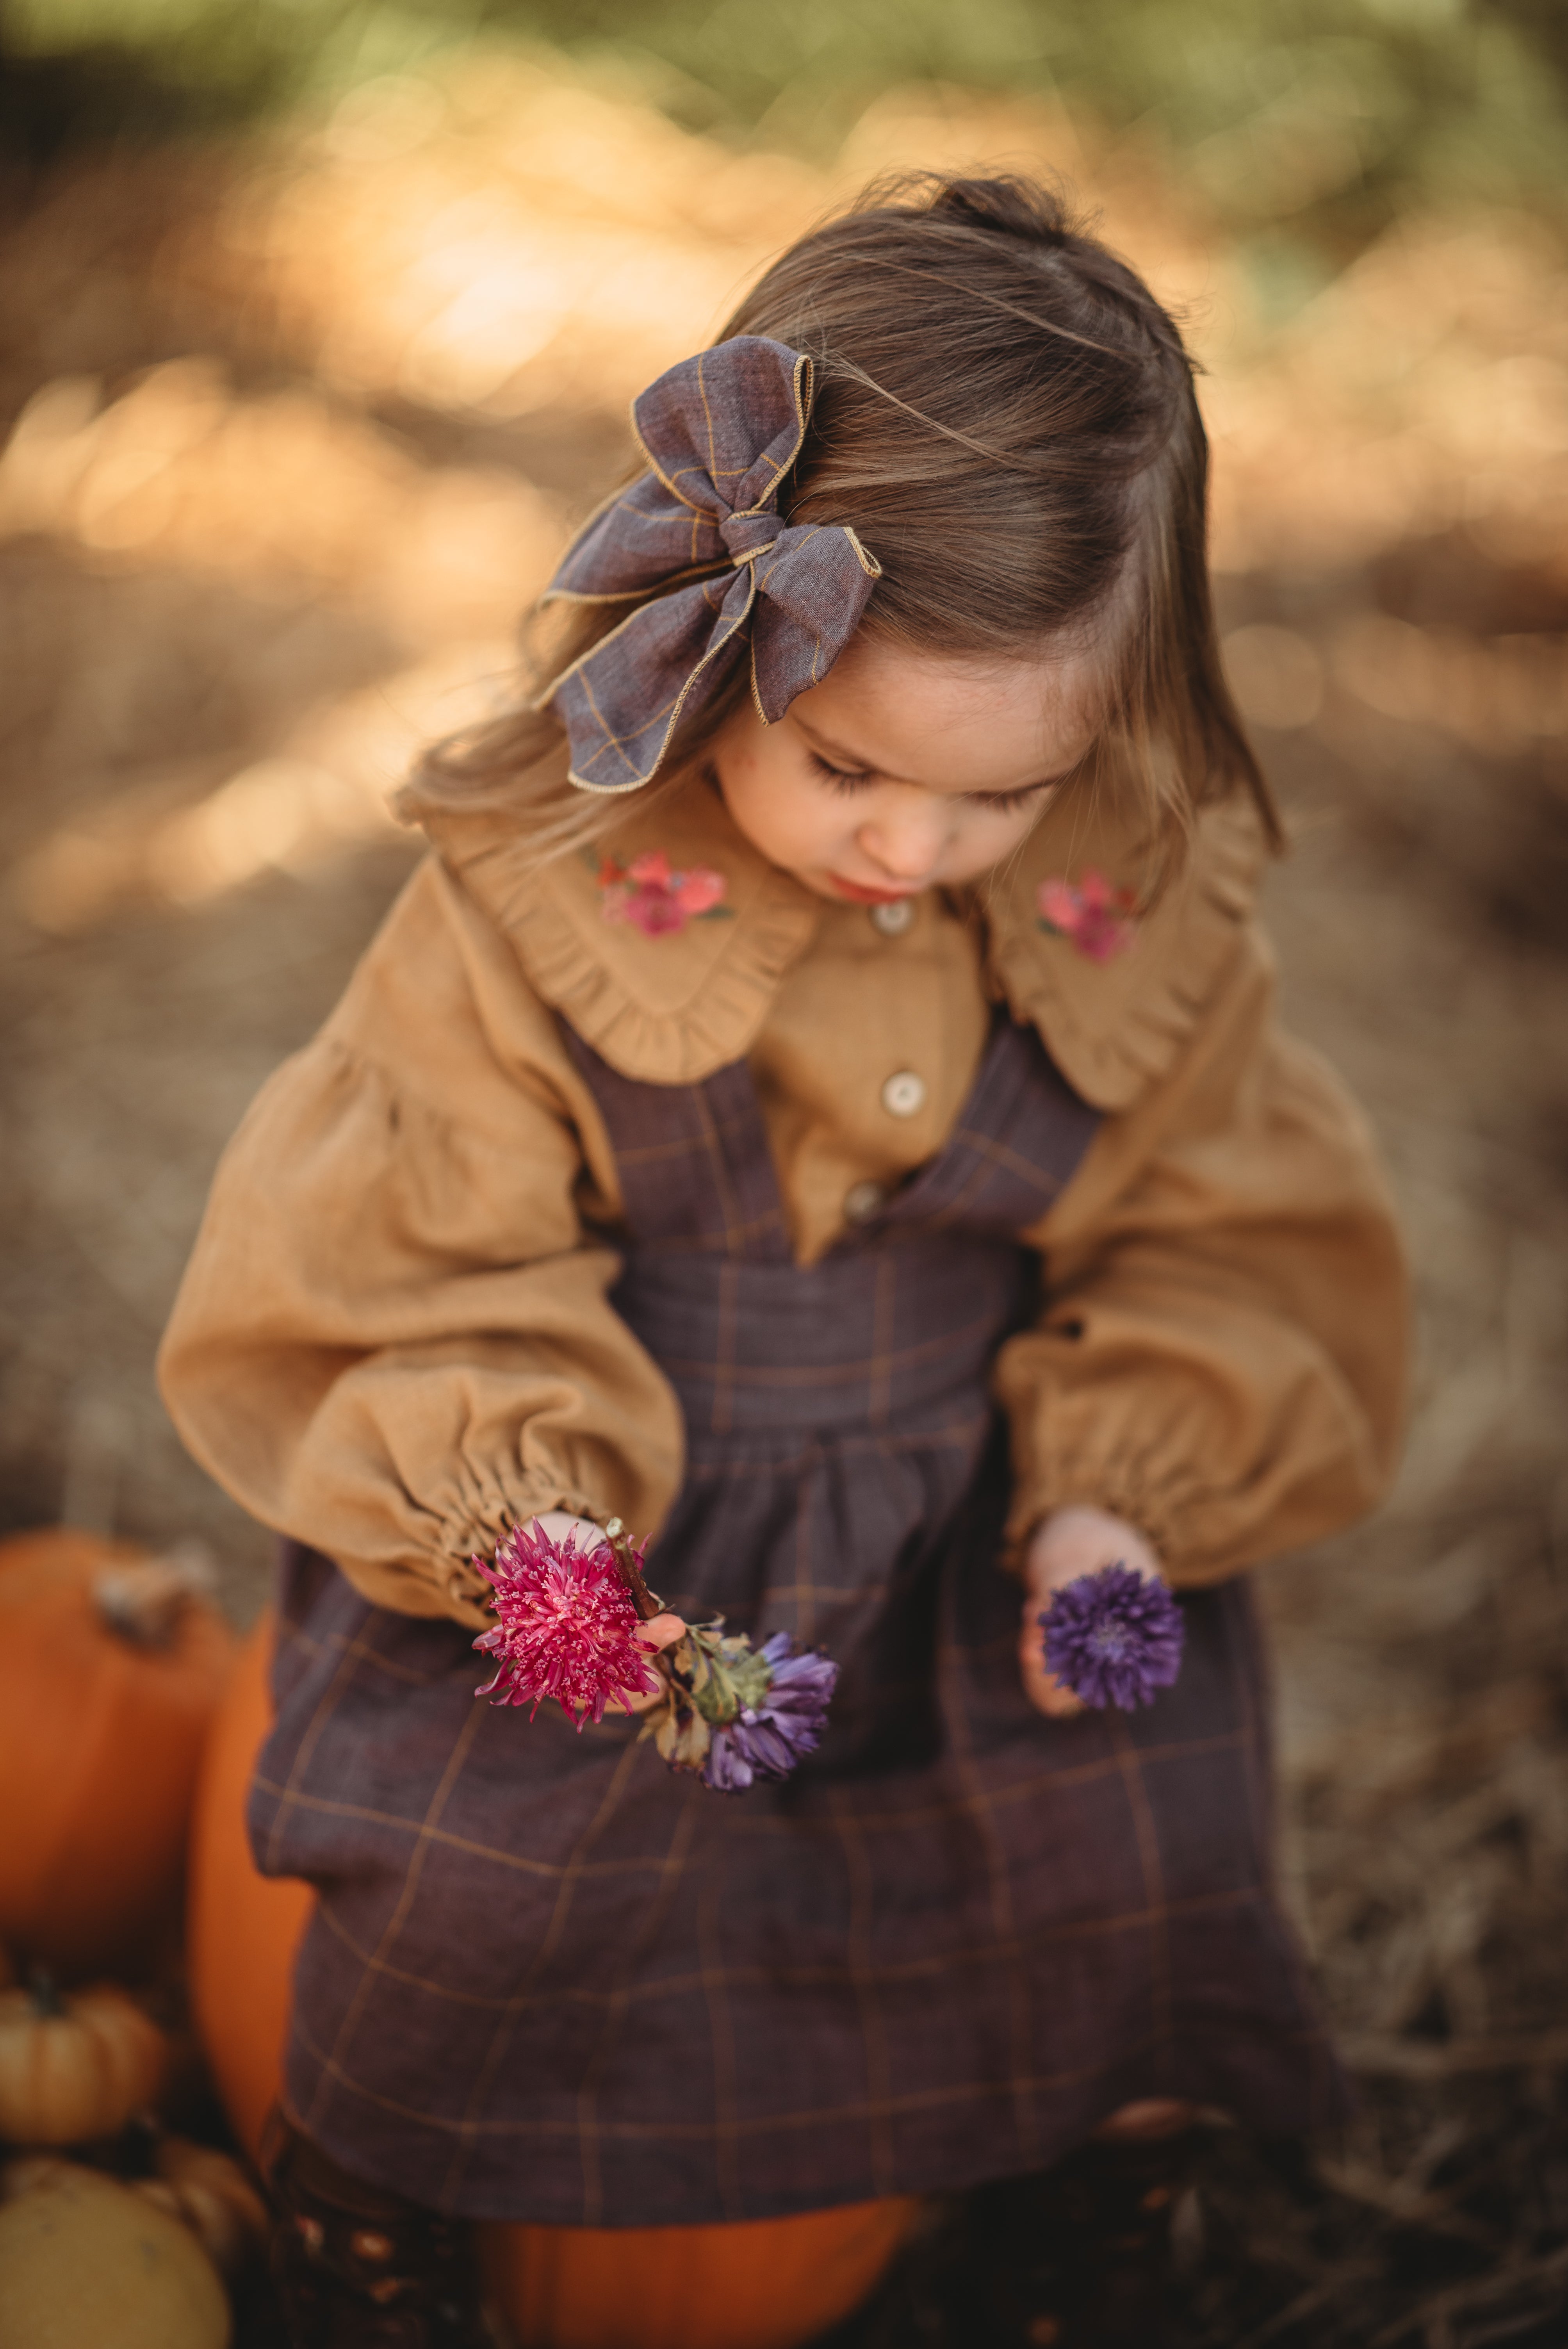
[975,750,1090,814]
[808,750,875,793]
[972,785,1046,814]
[807,750,1061,813]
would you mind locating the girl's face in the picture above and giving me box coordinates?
[711,634,1100,905]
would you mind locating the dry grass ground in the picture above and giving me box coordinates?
[0,55,1564,2345]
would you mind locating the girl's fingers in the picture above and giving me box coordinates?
[1017,1605,1085,1720]
[533,1509,605,1548]
[616,1612,689,1715]
[1016,1506,1167,1717]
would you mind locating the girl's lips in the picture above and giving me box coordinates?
[827,876,921,905]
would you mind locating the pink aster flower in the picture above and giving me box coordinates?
[473,1520,660,1727]
[599,850,727,937]
[1036,869,1139,963]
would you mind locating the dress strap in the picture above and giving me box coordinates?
[562,1024,792,1262]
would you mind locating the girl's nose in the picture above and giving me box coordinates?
[857,806,950,881]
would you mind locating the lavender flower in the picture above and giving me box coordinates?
[700,1633,839,1794]
[473,1520,659,1727]
[1041,1563,1184,1711]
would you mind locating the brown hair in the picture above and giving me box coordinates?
[402,171,1278,875]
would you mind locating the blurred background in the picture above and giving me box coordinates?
[0,1,1564,2339]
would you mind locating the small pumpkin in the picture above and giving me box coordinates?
[134,2136,269,2276]
[0,1975,167,2146]
[0,1527,236,1975]
[0,2159,229,2349]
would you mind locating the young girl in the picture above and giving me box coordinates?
[160,173,1406,2348]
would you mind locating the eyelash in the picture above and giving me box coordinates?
[809,752,873,795]
[807,752,1039,815]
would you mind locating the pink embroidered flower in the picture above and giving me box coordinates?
[473,1520,659,1728]
[599,850,727,936]
[1036,869,1139,962]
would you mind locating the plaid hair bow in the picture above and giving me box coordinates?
[540,336,881,793]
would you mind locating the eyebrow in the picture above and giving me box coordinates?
[795,716,1073,798]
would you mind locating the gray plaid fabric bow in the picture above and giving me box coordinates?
[541,336,881,793]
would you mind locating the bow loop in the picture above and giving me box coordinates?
[634,338,813,526]
[540,335,880,794]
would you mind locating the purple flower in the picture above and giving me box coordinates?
[1040,1564,1184,1711]
[473,1520,659,1728]
[700,1633,839,1793]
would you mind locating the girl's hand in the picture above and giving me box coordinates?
[1018,1505,1166,1719]
[533,1512,687,1714]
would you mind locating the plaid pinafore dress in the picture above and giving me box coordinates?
[251,1011,1346,2225]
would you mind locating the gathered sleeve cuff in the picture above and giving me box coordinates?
[995,929,1409,1586]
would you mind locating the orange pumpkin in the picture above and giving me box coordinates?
[185,1617,312,2160]
[0,1528,236,1977]
[483,2203,922,2349]
[191,1619,919,2349]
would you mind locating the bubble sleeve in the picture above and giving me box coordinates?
[157,860,685,1626]
[994,921,1409,1584]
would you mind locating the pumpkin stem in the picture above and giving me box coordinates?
[28,1968,64,2018]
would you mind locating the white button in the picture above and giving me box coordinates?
[843,1179,887,1224]
[869,898,915,937]
[880,1070,926,1119]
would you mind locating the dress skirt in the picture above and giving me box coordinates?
[249,1014,1348,2223]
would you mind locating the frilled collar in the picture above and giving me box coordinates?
[420,770,1266,1112]
[974,784,1265,1110]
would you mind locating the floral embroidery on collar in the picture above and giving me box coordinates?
[596,849,732,937]
[1036,870,1139,963]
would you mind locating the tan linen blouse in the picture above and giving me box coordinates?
[158,770,1408,1627]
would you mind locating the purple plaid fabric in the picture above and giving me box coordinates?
[251,1014,1347,2225]
[542,336,881,792]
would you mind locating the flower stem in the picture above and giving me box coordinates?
[601,1519,660,1622]
[601,1518,684,1710]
